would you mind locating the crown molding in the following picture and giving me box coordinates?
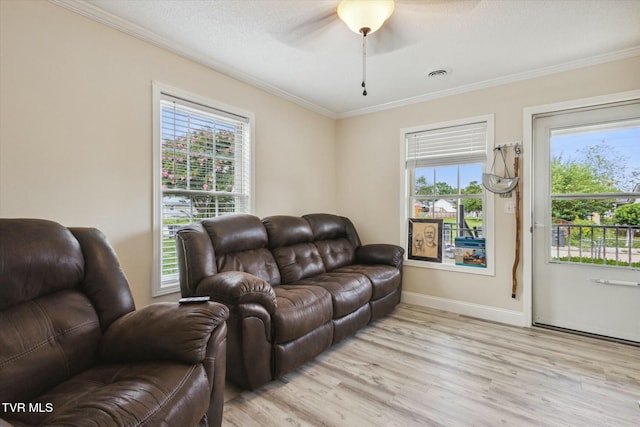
[336,46,640,119]
[49,0,338,119]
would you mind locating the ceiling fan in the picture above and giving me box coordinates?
[280,0,477,97]
[337,0,395,96]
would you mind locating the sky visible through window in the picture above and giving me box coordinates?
[551,126,640,192]
[415,163,484,193]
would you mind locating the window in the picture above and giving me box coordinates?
[402,115,494,274]
[153,83,253,295]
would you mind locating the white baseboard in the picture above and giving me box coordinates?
[401,291,527,327]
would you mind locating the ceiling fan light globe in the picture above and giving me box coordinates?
[337,0,395,35]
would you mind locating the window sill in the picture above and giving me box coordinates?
[404,258,495,276]
[153,281,180,297]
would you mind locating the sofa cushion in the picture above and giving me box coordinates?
[0,289,101,403]
[303,214,362,271]
[271,243,326,284]
[294,272,372,318]
[272,286,333,344]
[263,215,313,248]
[203,214,268,254]
[303,214,360,246]
[314,238,356,271]
[263,215,326,283]
[334,264,402,300]
[216,248,282,286]
[6,362,210,427]
[203,215,282,285]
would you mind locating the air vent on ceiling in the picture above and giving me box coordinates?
[427,69,449,78]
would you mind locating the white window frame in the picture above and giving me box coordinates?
[152,82,255,296]
[400,114,495,276]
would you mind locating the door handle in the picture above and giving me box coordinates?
[592,278,640,287]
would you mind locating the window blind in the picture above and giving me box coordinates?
[159,93,251,285]
[406,121,487,167]
[160,94,250,208]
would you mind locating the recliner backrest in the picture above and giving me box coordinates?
[202,214,281,286]
[0,219,134,403]
[263,215,326,284]
[303,214,362,271]
[0,218,85,310]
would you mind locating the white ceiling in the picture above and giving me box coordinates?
[55,0,640,118]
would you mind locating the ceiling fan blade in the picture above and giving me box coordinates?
[368,0,480,55]
[368,19,413,55]
[275,8,338,49]
[275,0,480,54]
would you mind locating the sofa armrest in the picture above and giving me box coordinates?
[99,302,229,365]
[196,271,277,315]
[356,244,405,269]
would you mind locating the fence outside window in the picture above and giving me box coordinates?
[550,223,640,269]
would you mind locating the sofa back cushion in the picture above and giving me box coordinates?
[202,214,281,285]
[303,214,362,271]
[263,216,325,284]
[0,219,102,403]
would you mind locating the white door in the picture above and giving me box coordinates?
[532,99,640,343]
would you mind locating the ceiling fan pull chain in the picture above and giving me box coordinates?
[361,28,369,96]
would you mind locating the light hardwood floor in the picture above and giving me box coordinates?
[222,304,640,426]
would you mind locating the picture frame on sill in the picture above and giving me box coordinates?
[408,218,443,263]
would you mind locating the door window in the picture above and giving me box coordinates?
[549,121,640,269]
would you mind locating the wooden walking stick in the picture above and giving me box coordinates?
[512,153,521,299]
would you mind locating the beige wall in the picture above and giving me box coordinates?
[0,0,336,307]
[336,56,640,315]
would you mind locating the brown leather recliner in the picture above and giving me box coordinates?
[0,219,229,427]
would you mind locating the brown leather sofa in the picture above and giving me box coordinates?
[176,213,404,390]
[0,219,229,427]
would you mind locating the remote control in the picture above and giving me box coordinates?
[178,296,210,304]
